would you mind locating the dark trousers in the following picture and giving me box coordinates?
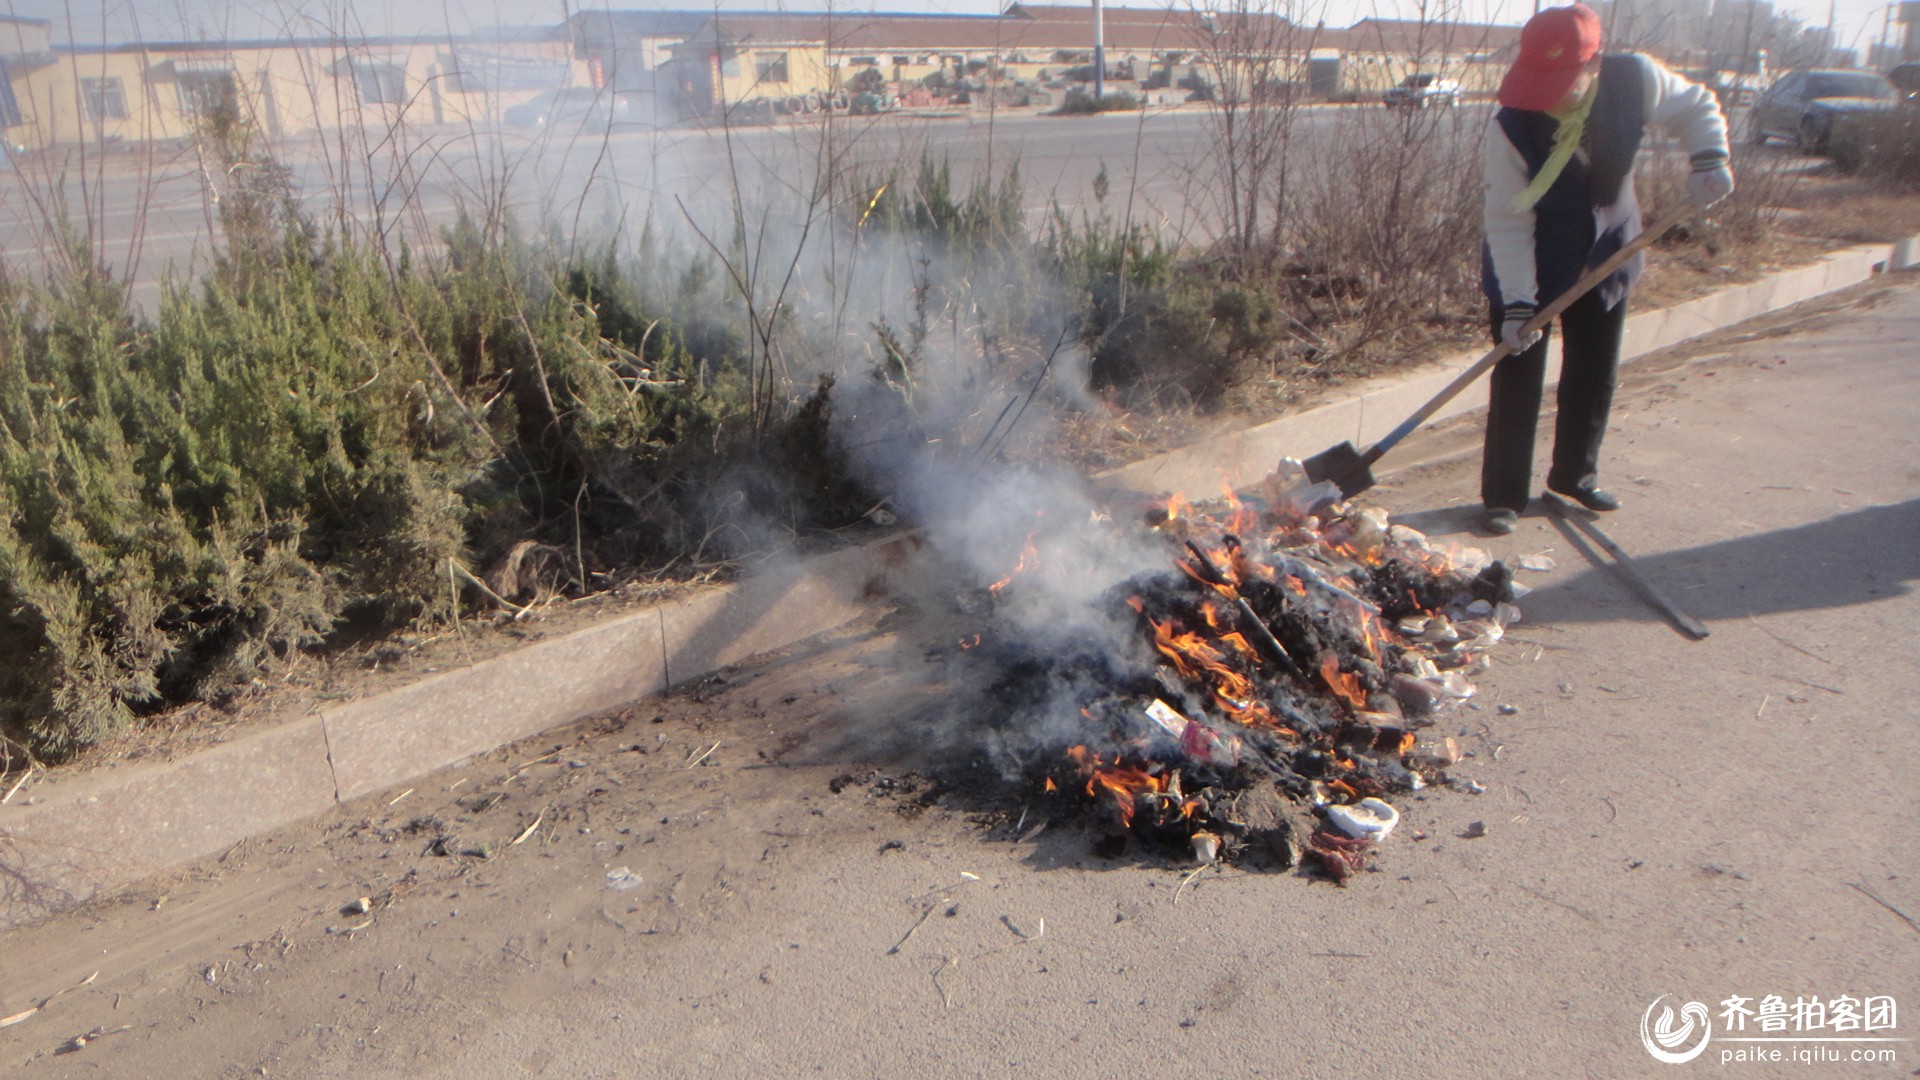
[1481,288,1628,512]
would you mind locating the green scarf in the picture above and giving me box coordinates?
[1510,77,1600,213]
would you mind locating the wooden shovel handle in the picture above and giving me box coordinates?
[1360,199,1698,470]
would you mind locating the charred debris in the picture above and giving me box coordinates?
[958,462,1519,884]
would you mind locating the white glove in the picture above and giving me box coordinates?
[1687,155,1735,207]
[1500,303,1543,353]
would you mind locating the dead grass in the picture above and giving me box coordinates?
[1774,185,1920,244]
[1054,181,1920,475]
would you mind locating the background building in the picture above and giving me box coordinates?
[32,3,1897,151]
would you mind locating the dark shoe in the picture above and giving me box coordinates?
[1483,508,1519,535]
[1548,484,1620,512]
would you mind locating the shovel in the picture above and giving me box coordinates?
[1303,201,1695,498]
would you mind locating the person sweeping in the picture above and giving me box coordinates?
[1479,2,1734,535]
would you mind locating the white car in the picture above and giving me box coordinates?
[1384,74,1460,108]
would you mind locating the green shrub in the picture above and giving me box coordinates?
[1053,89,1141,115]
[0,200,870,758]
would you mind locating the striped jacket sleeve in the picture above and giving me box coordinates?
[1637,53,1731,173]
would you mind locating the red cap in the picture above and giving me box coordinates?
[1498,4,1604,111]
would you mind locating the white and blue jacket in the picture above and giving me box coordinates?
[1481,53,1730,314]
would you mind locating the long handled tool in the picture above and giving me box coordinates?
[1541,490,1710,640]
[1303,201,1696,499]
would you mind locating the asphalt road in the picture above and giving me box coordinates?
[0,103,1489,310]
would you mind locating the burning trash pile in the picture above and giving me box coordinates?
[964,462,1520,883]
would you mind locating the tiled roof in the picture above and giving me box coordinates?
[1334,18,1518,55]
[1008,4,1293,46]
[59,31,567,55]
[568,10,711,41]
[674,11,1194,52]
[588,7,1526,60]
[1004,4,1202,25]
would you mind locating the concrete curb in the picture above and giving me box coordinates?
[1,533,924,930]
[3,236,1914,931]
[1104,241,1915,496]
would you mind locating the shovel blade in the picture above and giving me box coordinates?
[1301,441,1375,498]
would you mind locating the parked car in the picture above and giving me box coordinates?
[504,87,639,132]
[1747,69,1898,153]
[1889,62,1920,106]
[1383,73,1460,108]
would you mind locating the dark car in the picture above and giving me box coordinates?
[503,87,639,132]
[1889,62,1920,105]
[1748,69,1898,153]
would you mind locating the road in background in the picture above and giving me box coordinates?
[0,104,1489,310]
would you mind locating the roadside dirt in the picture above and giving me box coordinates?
[2,272,1915,1078]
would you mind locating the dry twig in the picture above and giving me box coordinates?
[930,955,955,1009]
[1746,614,1832,665]
[55,1024,131,1054]
[512,811,545,846]
[886,905,938,956]
[1847,882,1920,936]
[1,970,99,1029]
[1174,865,1208,905]
[2,764,36,805]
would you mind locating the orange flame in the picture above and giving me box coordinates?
[988,531,1041,595]
[1220,481,1256,537]
[1355,609,1385,664]
[1215,631,1254,657]
[1147,618,1258,703]
[1319,654,1368,710]
[1230,546,1274,583]
[1066,745,1167,827]
[1198,599,1230,634]
[1179,543,1242,591]
[1144,616,1286,725]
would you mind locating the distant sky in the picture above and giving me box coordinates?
[3,0,1905,59]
